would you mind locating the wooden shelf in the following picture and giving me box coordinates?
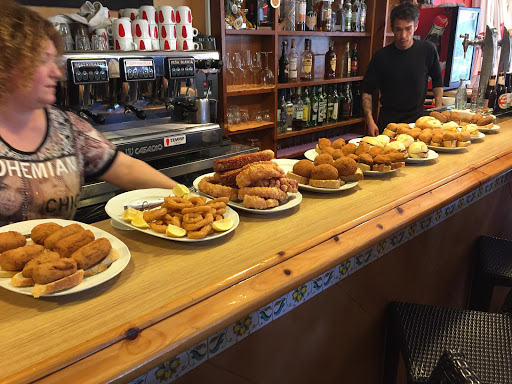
[278,31,371,37]
[276,76,364,89]
[225,29,275,35]
[227,87,275,96]
[226,122,274,136]
[276,118,364,139]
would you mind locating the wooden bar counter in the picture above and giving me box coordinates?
[2,116,512,384]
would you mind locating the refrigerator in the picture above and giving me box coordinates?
[416,6,480,90]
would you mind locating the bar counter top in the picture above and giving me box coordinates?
[2,115,512,383]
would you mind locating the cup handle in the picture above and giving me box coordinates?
[131,41,137,50]
[194,42,201,50]
[192,28,199,37]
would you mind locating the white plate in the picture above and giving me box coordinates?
[405,150,439,163]
[363,169,397,176]
[304,148,318,161]
[193,173,302,214]
[105,189,239,241]
[427,145,468,152]
[409,122,415,128]
[0,219,130,297]
[348,138,362,145]
[477,124,500,133]
[470,132,485,141]
[272,159,359,193]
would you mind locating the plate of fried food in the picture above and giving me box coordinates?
[404,141,439,163]
[0,219,130,298]
[476,124,500,133]
[193,150,302,214]
[274,158,359,193]
[105,188,239,241]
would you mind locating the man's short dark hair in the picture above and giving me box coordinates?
[390,2,419,28]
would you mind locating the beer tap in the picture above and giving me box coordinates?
[460,25,497,109]
[497,25,511,75]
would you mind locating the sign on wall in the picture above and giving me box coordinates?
[17,0,153,9]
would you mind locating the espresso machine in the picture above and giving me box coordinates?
[56,50,253,223]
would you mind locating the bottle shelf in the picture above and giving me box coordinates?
[276,76,364,89]
[226,86,275,96]
[276,118,364,139]
[226,121,275,136]
[278,31,371,37]
[225,29,275,35]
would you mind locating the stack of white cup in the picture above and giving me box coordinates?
[175,6,199,51]
[109,17,136,51]
[157,6,177,51]
[139,5,160,51]
[131,19,152,51]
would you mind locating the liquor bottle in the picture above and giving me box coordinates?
[278,40,290,83]
[293,87,304,130]
[351,82,361,117]
[338,84,347,120]
[306,0,317,31]
[340,42,351,78]
[326,86,335,123]
[506,72,512,111]
[350,42,358,76]
[302,87,311,128]
[297,0,307,31]
[359,0,366,31]
[344,0,352,32]
[281,0,296,31]
[424,14,448,55]
[300,39,313,81]
[341,83,352,120]
[288,39,299,82]
[257,0,273,28]
[454,79,467,110]
[335,0,345,31]
[494,72,507,114]
[278,91,288,133]
[246,0,258,28]
[351,0,360,32]
[310,86,319,126]
[483,75,497,110]
[324,39,336,79]
[318,85,327,125]
[331,85,340,121]
[286,90,294,130]
[318,0,333,32]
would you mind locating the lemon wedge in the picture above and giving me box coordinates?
[166,224,187,238]
[212,217,233,232]
[173,184,190,198]
[122,207,140,222]
[131,215,149,228]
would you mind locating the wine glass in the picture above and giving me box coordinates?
[261,52,274,87]
[225,53,236,91]
[243,50,256,88]
[233,52,247,90]
[252,52,263,87]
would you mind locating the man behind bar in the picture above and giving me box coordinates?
[362,1,443,135]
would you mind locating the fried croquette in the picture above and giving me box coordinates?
[314,153,335,166]
[53,230,95,258]
[31,258,78,285]
[396,126,411,135]
[0,244,45,271]
[0,231,26,253]
[322,146,336,156]
[71,238,112,270]
[409,128,422,140]
[388,152,406,162]
[346,154,358,161]
[355,141,370,156]
[292,159,315,178]
[358,153,374,166]
[334,157,357,176]
[341,143,357,156]
[318,138,332,150]
[368,146,384,158]
[44,224,84,250]
[332,149,344,159]
[22,252,61,278]
[331,138,346,149]
[30,223,63,245]
[310,164,339,180]
[382,147,398,155]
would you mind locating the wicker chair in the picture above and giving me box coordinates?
[469,236,512,312]
[384,301,512,384]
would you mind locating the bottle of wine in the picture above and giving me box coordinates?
[288,39,299,82]
[317,85,327,125]
[310,86,319,126]
[327,86,335,123]
[342,83,352,120]
[335,0,345,31]
[359,0,366,31]
[483,75,497,110]
[300,39,313,81]
[297,0,307,31]
[341,42,351,78]
[344,0,352,32]
[351,82,361,117]
[306,0,317,31]
[286,90,294,130]
[495,72,507,113]
[350,42,358,76]
[324,39,336,79]
[293,87,304,130]
[278,40,290,83]
[302,87,311,128]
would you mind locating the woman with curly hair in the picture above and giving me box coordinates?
[0,1,178,223]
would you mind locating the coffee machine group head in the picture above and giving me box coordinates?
[164,57,198,121]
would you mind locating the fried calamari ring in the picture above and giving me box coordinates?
[242,195,279,209]
[150,222,168,233]
[214,215,223,221]
[182,205,212,214]
[238,187,287,201]
[182,213,213,231]
[205,197,229,209]
[143,207,168,222]
[216,208,226,216]
[170,216,182,227]
[183,212,203,224]
[198,176,238,201]
[162,197,193,210]
[187,224,212,239]
[189,196,207,206]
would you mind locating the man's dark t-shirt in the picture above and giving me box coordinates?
[362,39,443,131]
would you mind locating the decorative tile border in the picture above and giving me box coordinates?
[130,170,512,384]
